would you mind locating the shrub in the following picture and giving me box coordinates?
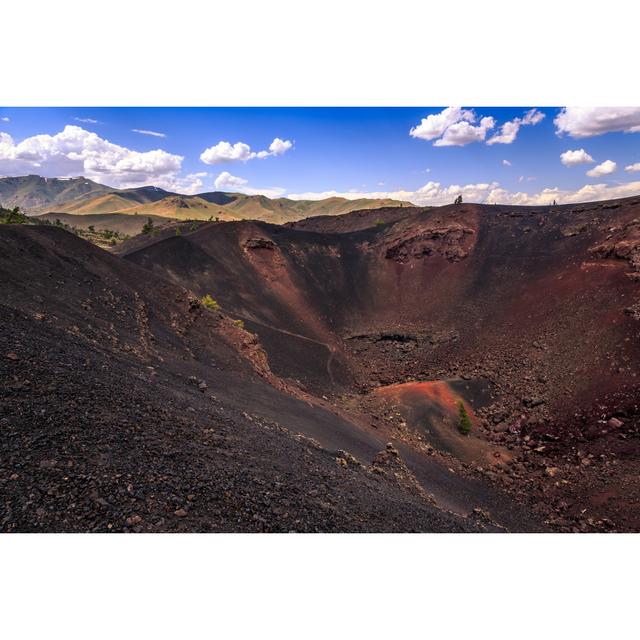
[457,401,472,435]
[200,294,219,310]
[454,195,463,205]
[0,206,28,224]
[141,217,154,234]
[233,319,244,329]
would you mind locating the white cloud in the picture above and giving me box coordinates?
[74,117,99,124]
[409,107,496,146]
[555,107,640,138]
[433,116,495,147]
[487,108,545,145]
[502,159,511,166]
[625,163,640,173]
[560,148,595,167]
[522,109,546,126]
[409,107,474,141]
[1,117,9,122]
[213,171,285,198]
[288,182,499,206]
[200,137,293,165]
[132,129,166,138]
[255,137,293,158]
[0,124,185,189]
[158,172,208,195]
[288,178,640,207]
[201,141,253,165]
[214,171,249,190]
[586,160,617,178]
[411,107,544,147]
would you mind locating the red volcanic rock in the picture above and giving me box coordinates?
[384,225,475,263]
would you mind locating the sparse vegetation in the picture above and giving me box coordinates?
[457,401,472,435]
[375,219,385,226]
[34,217,129,248]
[0,205,28,224]
[200,294,219,310]
[233,319,244,329]
[141,217,155,234]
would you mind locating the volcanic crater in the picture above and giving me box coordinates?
[3,197,640,532]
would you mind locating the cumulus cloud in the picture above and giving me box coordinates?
[409,107,495,146]
[560,148,595,167]
[288,178,640,207]
[409,107,474,141]
[411,107,544,147]
[625,163,640,173]
[434,117,495,147]
[255,137,293,159]
[132,129,166,138]
[214,171,249,190]
[487,108,545,145]
[586,160,617,178]
[288,182,500,206]
[213,171,285,198]
[0,124,185,189]
[502,159,511,166]
[201,141,253,165]
[555,107,640,138]
[159,172,208,195]
[200,137,293,165]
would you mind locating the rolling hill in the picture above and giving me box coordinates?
[0,175,112,210]
[0,175,412,224]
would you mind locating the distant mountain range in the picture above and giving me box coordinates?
[0,175,411,224]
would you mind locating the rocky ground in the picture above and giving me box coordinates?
[1,225,495,533]
[3,195,640,532]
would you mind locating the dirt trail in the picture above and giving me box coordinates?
[220,307,337,386]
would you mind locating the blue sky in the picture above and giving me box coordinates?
[1,107,640,205]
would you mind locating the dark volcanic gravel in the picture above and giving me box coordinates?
[1,225,483,533]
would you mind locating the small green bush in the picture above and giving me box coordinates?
[457,401,472,435]
[200,294,219,310]
[141,217,154,234]
[233,319,244,329]
[0,206,28,224]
